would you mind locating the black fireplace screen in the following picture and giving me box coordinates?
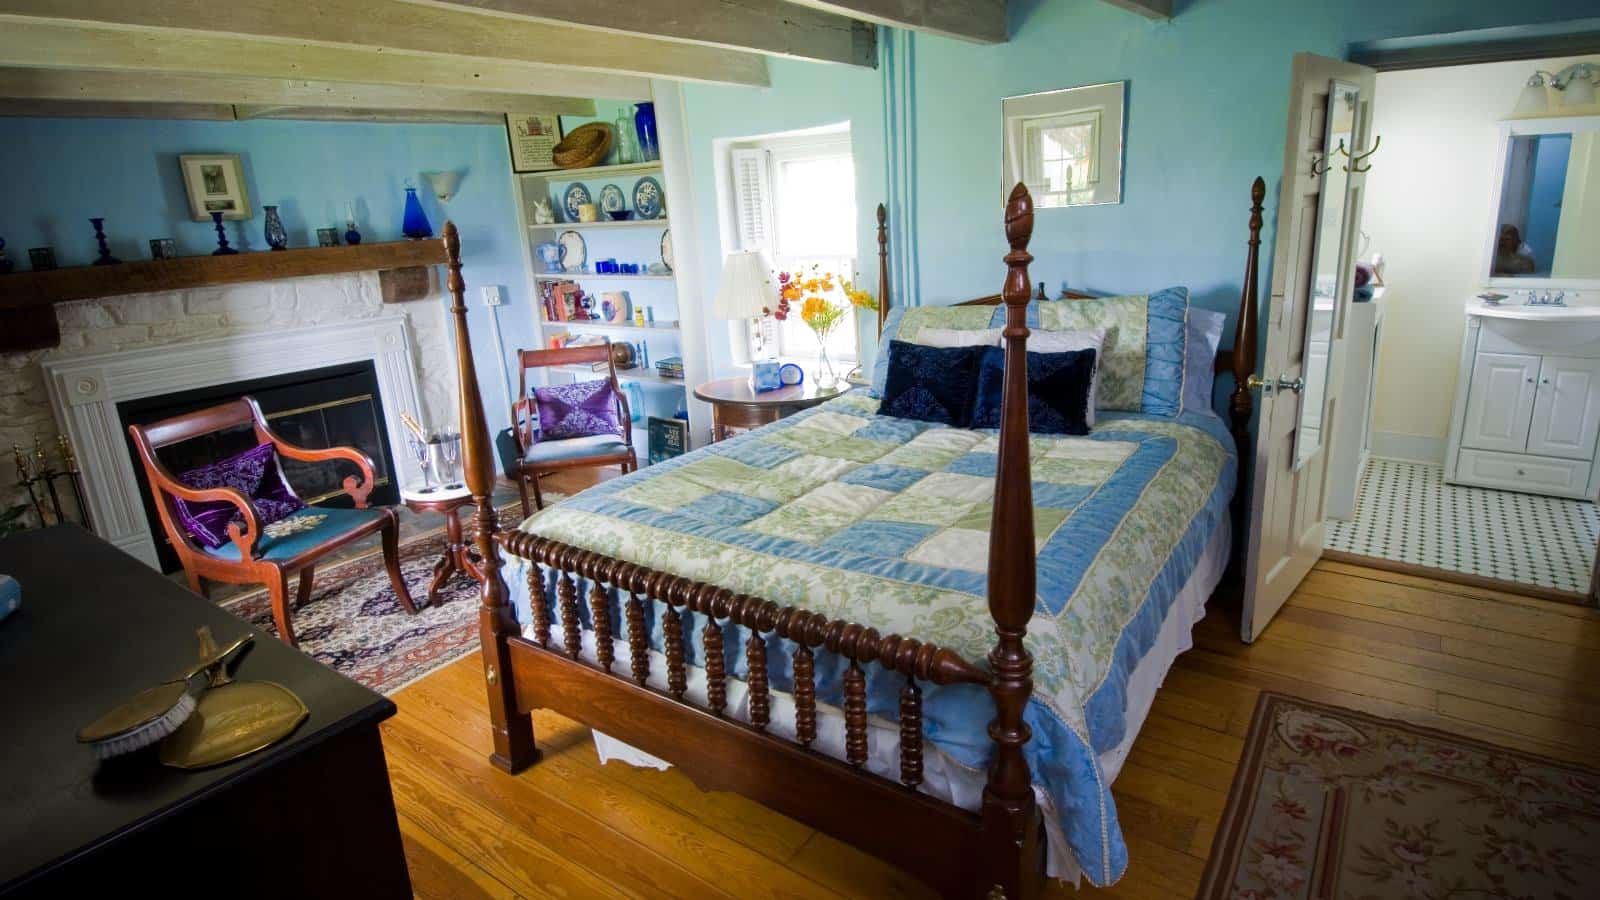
[118,361,400,573]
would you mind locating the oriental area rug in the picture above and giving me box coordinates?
[1199,692,1600,900]
[221,498,557,695]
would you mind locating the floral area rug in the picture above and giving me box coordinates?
[220,499,550,695]
[1199,692,1600,900]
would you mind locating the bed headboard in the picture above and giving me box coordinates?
[870,178,1263,452]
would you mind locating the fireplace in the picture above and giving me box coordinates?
[119,361,400,573]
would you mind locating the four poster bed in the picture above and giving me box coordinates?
[438,176,1264,898]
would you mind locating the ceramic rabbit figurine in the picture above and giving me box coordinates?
[532,199,555,225]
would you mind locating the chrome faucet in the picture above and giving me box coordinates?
[1524,289,1565,306]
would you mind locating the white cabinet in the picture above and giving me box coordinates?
[1527,356,1600,459]
[1460,352,1539,453]
[1446,315,1600,500]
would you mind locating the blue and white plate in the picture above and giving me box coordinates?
[633,176,664,220]
[598,183,625,214]
[561,182,592,222]
[557,230,587,272]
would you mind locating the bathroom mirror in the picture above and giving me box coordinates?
[1296,80,1361,470]
[1485,116,1600,287]
[1001,81,1126,208]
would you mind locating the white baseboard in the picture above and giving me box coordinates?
[1370,431,1446,466]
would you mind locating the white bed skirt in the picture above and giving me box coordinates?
[522,520,1231,886]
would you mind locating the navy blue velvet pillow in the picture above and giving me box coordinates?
[878,340,986,427]
[971,346,1098,435]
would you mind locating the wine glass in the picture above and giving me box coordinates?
[440,428,463,489]
[409,435,436,493]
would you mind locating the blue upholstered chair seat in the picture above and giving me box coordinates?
[523,433,630,464]
[204,506,387,562]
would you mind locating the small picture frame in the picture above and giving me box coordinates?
[506,113,561,173]
[316,227,341,247]
[28,247,56,271]
[178,153,252,221]
[149,238,177,260]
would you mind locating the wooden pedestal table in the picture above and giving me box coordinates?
[693,377,849,442]
[400,483,483,604]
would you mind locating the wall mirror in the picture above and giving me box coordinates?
[1001,81,1126,208]
[1485,116,1600,287]
[1296,79,1361,470]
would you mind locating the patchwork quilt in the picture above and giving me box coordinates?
[505,391,1235,885]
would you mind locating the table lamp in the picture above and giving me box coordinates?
[713,250,782,391]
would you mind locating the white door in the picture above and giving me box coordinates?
[1461,352,1540,452]
[1241,53,1376,642]
[1528,355,1600,459]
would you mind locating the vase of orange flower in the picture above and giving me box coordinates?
[774,266,878,390]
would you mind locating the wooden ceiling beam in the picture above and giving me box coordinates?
[399,0,876,68]
[0,0,769,87]
[780,0,1007,44]
[1095,0,1172,21]
[0,67,599,116]
[0,99,239,120]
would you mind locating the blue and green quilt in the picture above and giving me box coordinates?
[505,390,1234,885]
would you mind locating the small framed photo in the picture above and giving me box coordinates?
[28,248,56,271]
[149,238,177,260]
[316,227,341,247]
[179,153,252,221]
[506,113,561,173]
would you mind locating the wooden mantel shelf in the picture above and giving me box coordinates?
[0,240,446,310]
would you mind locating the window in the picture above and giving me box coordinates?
[726,128,858,365]
[1022,110,1100,205]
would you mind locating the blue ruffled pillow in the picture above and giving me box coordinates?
[971,347,1098,435]
[878,340,986,427]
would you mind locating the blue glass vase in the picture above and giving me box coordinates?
[401,187,433,239]
[633,102,659,162]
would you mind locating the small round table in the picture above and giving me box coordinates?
[693,377,848,442]
[399,483,482,604]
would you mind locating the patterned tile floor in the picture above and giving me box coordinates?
[1326,458,1599,594]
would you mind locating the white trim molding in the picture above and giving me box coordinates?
[42,315,424,569]
[1371,430,1447,466]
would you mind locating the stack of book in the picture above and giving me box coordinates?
[655,356,684,380]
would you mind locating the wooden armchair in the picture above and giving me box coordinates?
[128,396,416,647]
[511,343,638,516]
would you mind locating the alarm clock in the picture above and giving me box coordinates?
[778,363,805,386]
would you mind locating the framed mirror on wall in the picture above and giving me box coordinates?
[1001,81,1126,209]
[1295,80,1363,470]
[1484,115,1600,289]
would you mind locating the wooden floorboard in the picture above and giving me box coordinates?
[383,535,1600,897]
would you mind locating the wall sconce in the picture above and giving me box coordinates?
[1514,63,1599,115]
[422,170,464,203]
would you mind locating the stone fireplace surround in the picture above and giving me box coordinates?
[2,272,454,568]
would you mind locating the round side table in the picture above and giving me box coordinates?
[399,483,482,604]
[693,377,848,442]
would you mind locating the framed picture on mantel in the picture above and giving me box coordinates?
[179,153,252,221]
[506,113,560,173]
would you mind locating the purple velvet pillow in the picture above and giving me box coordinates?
[534,379,624,442]
[172,442,305,549]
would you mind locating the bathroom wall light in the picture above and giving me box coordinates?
[422,170,464,203]
[1514,63,1599,116]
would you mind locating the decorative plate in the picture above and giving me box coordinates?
[660,229,673,272]
[633,176,665,220]
[598,183,626,214]
[558,230,587,272]
[561,182,592,222]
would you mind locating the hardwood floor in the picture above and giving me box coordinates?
[383,530,1600,897]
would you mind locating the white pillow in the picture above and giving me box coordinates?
[918,327,1002,348]
[1029,328,1107,426]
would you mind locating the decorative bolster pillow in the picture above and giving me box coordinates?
[970,346,1098,436]
[877,340,988,427]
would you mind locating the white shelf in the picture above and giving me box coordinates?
[529,218,669,231]
[533,272,674,282]
[540,318,680,333]
[551,364,686,388]
[520,161,663,180]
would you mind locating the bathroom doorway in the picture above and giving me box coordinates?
[1322,52,1600,603]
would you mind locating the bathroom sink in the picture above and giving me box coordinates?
[1468,296,1600,349]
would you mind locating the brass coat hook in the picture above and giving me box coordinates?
[1345,135,1382,173]
[1311,153,1332,175]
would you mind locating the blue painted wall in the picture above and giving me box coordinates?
[680,0,1595,411]
[0,116,531,434]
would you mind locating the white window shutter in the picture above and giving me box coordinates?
[731,148,774,252]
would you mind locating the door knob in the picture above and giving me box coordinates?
[1246,375,1305,394]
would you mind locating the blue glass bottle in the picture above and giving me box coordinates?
[401,187,433,239]
[633,102,659,162]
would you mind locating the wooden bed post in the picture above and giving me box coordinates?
[876,202,890,336]
[443,222,539,773]
[978,184,1045,900]
[1228,177,1265,451]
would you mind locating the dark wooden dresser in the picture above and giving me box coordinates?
[0,525,411,898]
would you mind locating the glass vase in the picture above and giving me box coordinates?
[613,110,637,164]
[401,187,433,239]
[814,345,838,391]
[633,102,659,162]
[263,205,288,251]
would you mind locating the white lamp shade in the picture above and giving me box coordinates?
[1514,79,1549,115]
[423,170,462,202]
[712,249,773,320]
[1564,75,1596,107]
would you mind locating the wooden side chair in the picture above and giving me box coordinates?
[511,343,638,516]
[128,396,416,647]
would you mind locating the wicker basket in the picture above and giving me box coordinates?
[553,123,614,169]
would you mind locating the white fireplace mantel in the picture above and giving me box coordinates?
[42,315,425,568]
